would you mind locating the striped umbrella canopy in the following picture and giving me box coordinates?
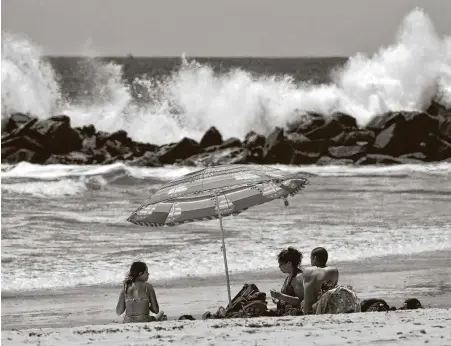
[127,164,309,303]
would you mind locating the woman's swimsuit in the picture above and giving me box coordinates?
[277,269,303,316]
[123,284,155,323]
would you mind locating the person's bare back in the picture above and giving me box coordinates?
[116,261,164,323]
[302,247,360,314]
[302,266,339,313]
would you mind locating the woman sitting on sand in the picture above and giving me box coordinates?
[270,247,304,316]
[116,261,165,323]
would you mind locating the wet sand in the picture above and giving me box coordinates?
[2,250,451,330]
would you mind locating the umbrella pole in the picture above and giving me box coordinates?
[215,194,232,305]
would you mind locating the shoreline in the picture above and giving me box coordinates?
[2,249,451,330]
[3,248,450,297]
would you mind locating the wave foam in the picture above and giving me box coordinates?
[2,8,450,144]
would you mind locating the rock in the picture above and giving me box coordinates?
[95,131,111,147]
[244,131,265,148]
[107,130,130,144]
[330,112,358,129]
[316,156,354,166]
[3,148,46,164]
[2,117,39,141]
[332,130,376,146]
[291,138,330,155]
[2,135,45,153]
[204,137,242,153]
[328,145,367,161]
[263,127,293,164]
[304,118,344,141]
[400,152,428,161]
[356,154,406,166]
[372,123,397,152]
[426,101,450,116]
[287,112,326,134]
[243,132,265,163]
[200,126,223,148]
[4,113,34,133]
[45,152,93,165]
[422,134,451,161]
[103,139,133,157]
[28,115,83,154]
[438,114,451,141]
[286,133,310,148]
[128,151,162,167]
[366,111,437,133]
[77,124,96,137]
[2,106,449,166]
[157,137,202,164]
[89,149,111,164]
[81,136,98,153]
[286,133,330,161]
[290,151,321,164]
[183,147,246,166]
[217,137,242,150]
[371,112,439,156]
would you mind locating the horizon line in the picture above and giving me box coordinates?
[44,54,349,59]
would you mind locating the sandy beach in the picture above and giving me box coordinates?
[2,309,451,346]
[2,250,451,332]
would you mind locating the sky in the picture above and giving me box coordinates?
[2,0,451,57]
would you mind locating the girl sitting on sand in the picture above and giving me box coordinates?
[270,247,304,316]
[116,261,165,323]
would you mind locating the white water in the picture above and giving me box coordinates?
[2,162,451,292]
[2,161,451,198]
[2,8,450,145]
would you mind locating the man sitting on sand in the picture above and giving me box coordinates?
[302,247,360,315]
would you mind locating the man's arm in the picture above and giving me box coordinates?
[302,269,316,314]
[324,267,339,286]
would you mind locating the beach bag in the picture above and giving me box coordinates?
[399,298,422,310]
[242,300,268,317]
[361,298,390,312]
[206,283,269,319]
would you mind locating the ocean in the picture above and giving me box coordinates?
[1,8,451,295]
[2,162,451,293]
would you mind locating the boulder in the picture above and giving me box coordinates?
[304,118,344,141]
[370,112,439,156]
[45,152,93,165]
[290,151,321,165]
[127,151,162,167]
[157,137,202,164]
[200,126,223,148]
[316,156,354,166]
[263,127,293,164]
[287,112,326,134]
[28,115,83,154]
[327,145,367,161]
[4,113,34,133]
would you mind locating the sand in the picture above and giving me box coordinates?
[2,250,451,344]
[2,309,451,345]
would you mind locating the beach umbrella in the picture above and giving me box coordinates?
[127,164,309,304]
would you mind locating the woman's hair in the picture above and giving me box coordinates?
[124,261,147,294]
[278,247,303,268]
